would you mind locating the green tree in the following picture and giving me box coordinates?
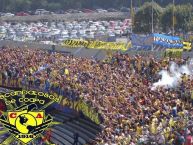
[14,0,32,12]
[161,4,193,33]
[188,20,193,31]
[30,0,48,10]
[133,2,163,33]
[46,3,61,11]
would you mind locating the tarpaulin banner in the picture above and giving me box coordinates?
[164,49,183,58]
[153,33,183,48]
[131,34,153,48]
[62,39,132,51]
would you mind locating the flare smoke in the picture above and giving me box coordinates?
[152,60,193,90]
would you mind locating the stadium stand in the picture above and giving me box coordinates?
[0,46,193,144]
[50,110,101,145]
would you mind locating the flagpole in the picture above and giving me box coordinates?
[152,0,154,33]
[131,0,133,34]
[172,0,175,36]
[151,0,154,51]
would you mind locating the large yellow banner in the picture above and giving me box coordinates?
[165,49,183,58]
[62,39,131,51]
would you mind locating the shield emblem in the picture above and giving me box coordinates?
[8,110,44,144]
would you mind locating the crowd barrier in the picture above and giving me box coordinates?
[62,39,132,51]
[62,98,100,124]
[0,76,101,125]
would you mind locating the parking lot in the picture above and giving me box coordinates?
[0,16,131,45]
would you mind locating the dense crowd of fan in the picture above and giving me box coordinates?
[0,46,193,145]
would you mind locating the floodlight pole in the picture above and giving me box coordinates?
[172,0,175,36]
[131,0,133,34]
[152,0,154,34]
[151,0,154,51]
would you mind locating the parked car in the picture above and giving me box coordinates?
[82,9,95,13]
[0,19,131,43]
[55,10,65,14]
[96,9,108,13]
[107,8,118,12]
[35,9,50,15]
[3,13,15,17]
[120,7,130,12]
[0,12,5,16]
[16,12,29,16]
[66,9,80,14]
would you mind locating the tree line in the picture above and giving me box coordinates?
[0,0,193,12]
[133,2,193,33]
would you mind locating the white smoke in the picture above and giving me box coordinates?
[152,60,193,90]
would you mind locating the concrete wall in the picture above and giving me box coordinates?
[0,40,107,60]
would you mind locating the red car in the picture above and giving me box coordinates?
[82,9,95,13]
[16,12,29,16]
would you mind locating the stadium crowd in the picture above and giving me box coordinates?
[0,46,193,145]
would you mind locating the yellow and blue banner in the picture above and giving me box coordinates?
[62,39,131,51]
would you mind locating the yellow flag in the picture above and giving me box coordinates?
[65,69,69,75]
[183,41,192,51]
[173,15,177,25]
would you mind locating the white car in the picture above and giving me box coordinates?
[5,35,16,40]
[74,24,82,30]
[70,34,78,39]
[98,26,106,31]
[108,32,116,37]
[90,25,97,31]
[41,31,50,37]
[71,30,77,35]
[35,9,50,15]
[3,13,15,17]
[57,35,69,41]
[79,33,87,38]
[60,30,68,35]
[86,32,95,39]
[96,9,108,13]
[25,36,36,41]
[50,29,60,36]
[95,31,105,36]
[0,26,6,33]
[115,30,122,35]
